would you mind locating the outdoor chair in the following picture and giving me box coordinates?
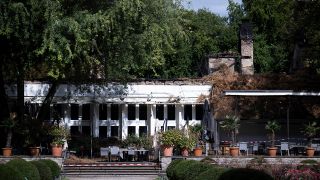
[252,143,259,155]
[127,147,136,161]
[110,146,121,161]
[280,142,290,156]
[212,144,221,155]
[239,142,249,156]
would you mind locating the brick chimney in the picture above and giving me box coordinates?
[240,22,254,75]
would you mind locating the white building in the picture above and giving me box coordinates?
[6,80,212,140]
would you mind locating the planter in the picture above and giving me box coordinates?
[306,147,315,157]
[29,147,40,156]
[267,147,278,157]
[2,147,12,157]
[181,148,189,156]
[229,147,239,157]
[194,147,203,156]
[162,145,173,157]
[51,144,63,157]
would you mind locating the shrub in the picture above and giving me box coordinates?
[298,159,320,172]
[31,161,53,180]
[166,159,184,179]
[285,168,320,179]
[0,164,24,180]
[184,161,213,180]
[218,168,273,180]
[200,157,217,164]
[6,158,40,180]
[38,159,61,178]
[195,166,228,180]
[173,160,198,180]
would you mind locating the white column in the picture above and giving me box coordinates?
[64,104,71,126]
[192,104,196,121]
[149,104,156,136]
[79,104,82,133]
[121,104,128,139]
[91,104,99,137]
[164,104,168,120]
[176,104,184,129]
[107,104,111,137]
[135,104,139,137]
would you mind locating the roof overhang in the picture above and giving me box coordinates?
[223,90,320,96]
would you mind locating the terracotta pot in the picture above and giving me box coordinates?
[306,147,315,157]
[29,147,40,156]
[162,145,173,157]
[194,147,202,156]
[229,147,239,157]
[52,144,63,157]
[2,147,12,157]
[267,147,277,157]
[181,148,189,156]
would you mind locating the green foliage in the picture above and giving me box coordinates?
[220,115,240,146]
[173,160,198,180]
[218,168,273,180]
[38,159,61,178]
[49,125,70,145]
[160,129,183,147]
[303,122,320,147]
[6,158,40,180]
[265,120,280,147]
[166,159,184,179]
[31,161,53,180]
[183,161,213,180]
[194,166,228,180]
[0,164,24,180]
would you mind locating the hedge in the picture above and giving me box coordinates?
[172,160,198,180]
[166,159,184,180]
[184,161,213,180]
[6,158,40,180]
[218,168,273,180]
[194,166,228,180]
[31,161,53,180]
[0,164,24,180]
[38,159,61,178]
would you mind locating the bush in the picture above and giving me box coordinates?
[38,159,61,178]
[6,158,40,180]
[184,161,213,180]
[218,168,273,180]
[173,160,198,180]
[0,164,24,180]
[166,159,184,179]
[31,161,53,180]
[194,166,228,180]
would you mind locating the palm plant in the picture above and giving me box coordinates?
[265,120,281,147]
[303,121,320,147]
[220,115,240,147]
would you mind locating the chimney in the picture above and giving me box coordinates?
[240,22,254,75]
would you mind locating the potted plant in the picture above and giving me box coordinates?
[49,125,70,157]
[303,121,320,157]
[190,124,204,156]
[220,115,240,156]
[265,120,281,156]
[177,135,196,156]
[159,129,182,156]
[0,112,17,156]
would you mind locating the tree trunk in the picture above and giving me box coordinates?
[36,81,58,122]
[0,62,9,119]
[17,62,25,123]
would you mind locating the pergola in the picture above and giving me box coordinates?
[222,90,320,143]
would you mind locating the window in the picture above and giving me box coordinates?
[139,126,147,137]
[167,105,175,120]
[128,126,136,136]
[139,104,147,120]
[70,126,79,135]
[99,104,108,120]
[156,105,164,120]
[128,104,136,120]
[99,126,108,138]
[111,104,119,120]
[52,104,63,122]
[184,104,192,120]
[167,126,175,130]
[71,104,79,120]
[82,104,90,120]
[196,104,204,120]
[111,126,119,137]
[82,126,91,136]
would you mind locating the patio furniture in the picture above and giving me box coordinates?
[110,146,121,161]
[280,142,290,156]
[212,143,221,155]
[252,143,259,155]
[239,142,249,156]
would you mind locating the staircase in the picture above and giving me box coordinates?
[62,162,165,177]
